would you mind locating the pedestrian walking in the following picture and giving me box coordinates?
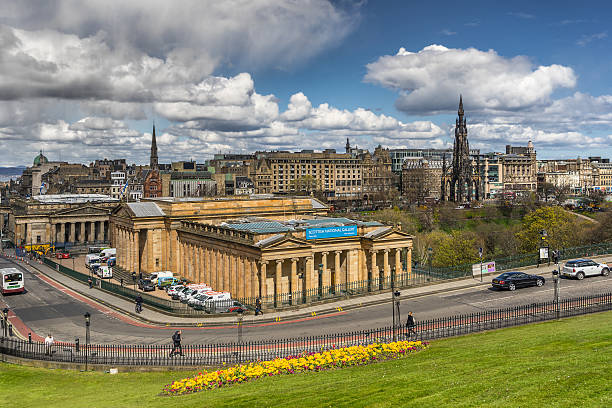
[88,277,93,289]
[255,297,263,316]
[44,333,54,356]
[405,311,416,339]
[169,330,184,357]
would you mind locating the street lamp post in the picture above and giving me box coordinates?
[427,247,433,282]
[84,312,91,371]
[478,247,483,282]
[552,250,561,319]
[391,267,401,342]
[236,310,244,362]
[318,263,323,299]
[538,230,549,268]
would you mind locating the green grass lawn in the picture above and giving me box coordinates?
[2,312,611,408]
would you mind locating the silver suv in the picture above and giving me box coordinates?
[562,259,610,280]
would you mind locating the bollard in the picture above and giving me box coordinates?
[28,332,32,344]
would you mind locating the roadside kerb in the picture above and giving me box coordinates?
[4,251,611,329]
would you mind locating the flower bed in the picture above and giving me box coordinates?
[162,340,428,396]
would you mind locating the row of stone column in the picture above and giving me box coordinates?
[51,221,107,244]
[260,256,315,306]
[179,240,259,299]
[115,226,139,274]
[369,247,408,279]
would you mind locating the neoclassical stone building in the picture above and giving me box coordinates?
[7,194,119,247]
[110,196,413,303]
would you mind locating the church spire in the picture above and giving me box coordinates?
[150,123,158,170]
[458,94,464,117]
[345,138,350,153]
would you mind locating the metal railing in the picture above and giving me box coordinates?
[412,241,612,279]
[1,292,611,367]
[36,241,612,313]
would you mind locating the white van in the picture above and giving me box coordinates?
[186,287,215,306]
[85,254,100,269]
[99,248,116,261]
[96,265,113,279]
[148,271,173,285]
[178,284,212,303]
[202,291,231,306]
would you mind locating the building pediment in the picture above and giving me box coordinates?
[364,227,413,241]
[256,233,311,250]
[54,205,113,217]
[111,204,133,219]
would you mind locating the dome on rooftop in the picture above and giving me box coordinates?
[33,150,49,166]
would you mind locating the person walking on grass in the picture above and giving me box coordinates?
[169,330,184,357]
[405,311,416,339]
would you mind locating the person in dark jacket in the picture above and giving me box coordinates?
[255,297,263,316]
[135,295,143,313]
[405,311,416,339]
[169,330,184,357]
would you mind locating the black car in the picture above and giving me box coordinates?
[491,272,545,291]
[138,278,155,292]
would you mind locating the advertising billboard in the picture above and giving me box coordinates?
[472,261,496,278]
[305,225,358,240]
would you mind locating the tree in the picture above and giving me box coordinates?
[588,190,606,206]
[431,231,480,267]
[515,206,583,253]
[412,230,448,266]
[289,175,320,195]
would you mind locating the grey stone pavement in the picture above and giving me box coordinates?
[4,248,611,328]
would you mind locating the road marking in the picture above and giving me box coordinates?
[469,289,555,305]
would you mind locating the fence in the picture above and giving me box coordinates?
[38,242,612,313]
[1,292,611,367]
[412,241,612,277]
[237,241,612,308]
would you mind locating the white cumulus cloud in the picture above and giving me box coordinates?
[364,44,577,115]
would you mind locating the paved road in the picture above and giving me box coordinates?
[2,255,611,345]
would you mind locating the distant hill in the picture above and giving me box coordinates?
[0,166,25,180]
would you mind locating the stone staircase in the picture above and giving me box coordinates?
[111,265,140,285]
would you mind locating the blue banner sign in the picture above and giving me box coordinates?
[306,225,358,240]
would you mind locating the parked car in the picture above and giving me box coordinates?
[562,259,610,280]
[157,276,181,289]
[191,291,231,309]
[166,284,184,296]
[96,265,113,279]
[138,278,155,292]
[148,271,173,285]
[216,300,249,314]
[107,257,116,267]
[206,300,248,314]
[491,272,545,291]
[56,252,70,259]
[179,287,202,303]
[172,286,192,300]
[188,292,209,308]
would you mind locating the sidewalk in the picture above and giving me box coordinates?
[4,250,611,328]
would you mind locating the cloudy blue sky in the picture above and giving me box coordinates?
[1,0,611,166]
